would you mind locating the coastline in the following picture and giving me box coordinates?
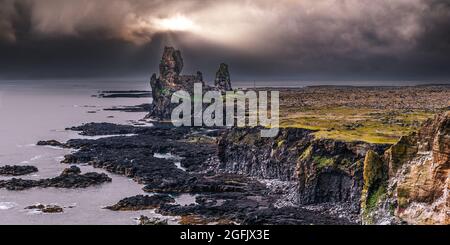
[0,81,449,225]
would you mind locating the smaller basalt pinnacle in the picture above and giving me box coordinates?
[215,63,232,91]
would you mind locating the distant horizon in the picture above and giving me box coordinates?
[1,78,449,88]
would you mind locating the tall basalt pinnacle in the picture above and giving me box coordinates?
[215,63,232,92]
[159,47,184,77]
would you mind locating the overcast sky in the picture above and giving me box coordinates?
[0,0,449,82]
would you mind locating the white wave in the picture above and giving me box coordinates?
[16,144,36,148]
[30,155,43,161]
[154,153,186,171]
[153,153,183,161]
[77,134,138,140]
[0,202,17,210]
[44,145,65,150]
[174,162,187,172]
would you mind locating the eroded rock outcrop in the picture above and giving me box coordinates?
[362,112,449,224]
[147,47,232,119]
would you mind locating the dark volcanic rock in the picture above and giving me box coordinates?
[215,63,232,92]
[158,193,354,225]
[0,165,38,176]
[106,194,175,211]
[99,92,152,98]
[25,204,64,213]
[98,90,152,98]
[61,123,217,185]
[58,122,368,224]
[37,140,67,148]
[67,122,149,136]
[142,173,266,194]
[0,166,111,191]
[104,104,152,113]
[241,207,354,225]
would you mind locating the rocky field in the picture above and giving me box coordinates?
[278,85,450,144]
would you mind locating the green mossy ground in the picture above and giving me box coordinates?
[280,107,434,144]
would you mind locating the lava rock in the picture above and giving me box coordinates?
[104,104,152,113]
[67,122,149,136]
[25,204,64,213]
[106,194,176,211]
[0,166,111,191]
[36,140,66,148]
[0,165,38,176]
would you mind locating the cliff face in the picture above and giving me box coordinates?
[217,127,387,212]
[362,112,449,224]
[148,47,232,119]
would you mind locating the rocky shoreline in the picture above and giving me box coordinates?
[40,121,352,225]
[2,47,447,225]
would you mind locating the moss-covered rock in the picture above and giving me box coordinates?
[313,156,335,169]
[361,150,387,224]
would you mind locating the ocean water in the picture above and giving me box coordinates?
[0,80,184,225]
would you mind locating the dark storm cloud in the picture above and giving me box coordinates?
[0,0,449,81]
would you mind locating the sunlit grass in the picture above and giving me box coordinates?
[280,107,434,144]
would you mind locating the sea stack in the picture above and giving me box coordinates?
[147,47,232,120]
[215,63,232,92]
